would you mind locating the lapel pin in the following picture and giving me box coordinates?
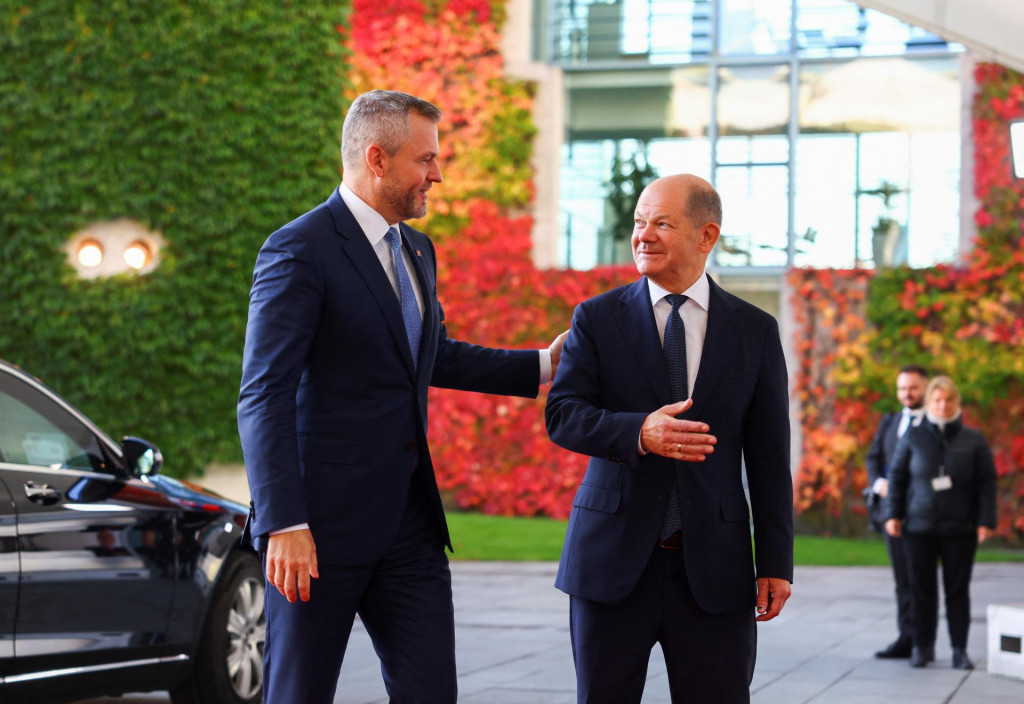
[416,250,422,257]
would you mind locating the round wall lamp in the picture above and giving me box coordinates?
[123,241,152,270]
[76,239,104,268]
[66,219,165,279]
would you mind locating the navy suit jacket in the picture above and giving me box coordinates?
[545,275,793,613]
[237,189,540,565]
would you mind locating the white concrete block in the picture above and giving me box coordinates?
[988,602,1024,680]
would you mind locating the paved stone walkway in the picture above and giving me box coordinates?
[78,562,1024,704]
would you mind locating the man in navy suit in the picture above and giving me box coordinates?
[546,174,793,703]
[865,364,928,659]
[237,90,565,703]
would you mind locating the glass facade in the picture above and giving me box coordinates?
[548,0,962,271]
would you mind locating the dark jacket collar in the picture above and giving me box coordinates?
[923,414,963,440]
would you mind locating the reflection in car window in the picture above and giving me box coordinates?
[0,371,107,472]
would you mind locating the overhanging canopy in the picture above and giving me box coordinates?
[858,0,1024,75]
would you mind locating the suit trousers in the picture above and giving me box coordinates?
[884,532,914,640]
[902,530,978,650]
[261,494,456,704]
[569,544,755,704]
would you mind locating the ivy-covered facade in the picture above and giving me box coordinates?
[1,1,347,474]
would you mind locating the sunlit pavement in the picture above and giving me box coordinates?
[76,562,1024,704]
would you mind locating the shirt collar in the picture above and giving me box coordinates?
[339,182,393,247]
[646,273,710,312]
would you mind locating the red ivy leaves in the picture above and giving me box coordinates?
[345,0,533,230]
[788,268,875,523]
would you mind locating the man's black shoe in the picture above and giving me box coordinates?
[875,637,913,659]
[910,646,934,668]
[952,648,974,670]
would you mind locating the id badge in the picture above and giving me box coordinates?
[932,475,952,492]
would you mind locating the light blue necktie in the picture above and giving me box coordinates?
[661,294,688,540]
[385,227,422,368]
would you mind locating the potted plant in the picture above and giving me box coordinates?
[864,180,907,267]
[603,142,658,263]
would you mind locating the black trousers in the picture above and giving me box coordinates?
[902,530,978,649]
[884,532,914,640]
[569,545,755,704]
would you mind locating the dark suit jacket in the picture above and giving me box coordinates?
[887,416,997,535]
[865,411,900,531]
[237,189,540,565]
[545,275,793,614]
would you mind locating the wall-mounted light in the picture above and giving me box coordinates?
[123,241,151,270]
[66,219,165,279]
[76,239,104,268]
[1010,118,1024,180]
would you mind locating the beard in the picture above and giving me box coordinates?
[382,179,427,221]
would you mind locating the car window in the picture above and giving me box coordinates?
[0,371,108,473]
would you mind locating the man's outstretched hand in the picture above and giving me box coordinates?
[549,329,569,378]
[639,398,716,461]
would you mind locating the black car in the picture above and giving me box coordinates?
[0,359,264,703]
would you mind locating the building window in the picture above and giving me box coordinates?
[551,0,961,271]
[718,0,792,56]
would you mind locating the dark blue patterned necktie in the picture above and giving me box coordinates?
[385,227,422,369]
[661,294,688,540]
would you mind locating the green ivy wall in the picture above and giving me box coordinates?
[1,1,347,474]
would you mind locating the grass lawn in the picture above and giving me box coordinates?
[446,512,1024,565]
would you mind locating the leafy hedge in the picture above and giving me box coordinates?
[1,1,347,474]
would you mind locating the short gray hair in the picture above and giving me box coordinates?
[341,90,442,170]
[687,184,722,227]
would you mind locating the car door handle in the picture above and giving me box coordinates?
[24,481,61,505]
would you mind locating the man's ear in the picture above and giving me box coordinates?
[699,222,721,253]
[365,143,386,178]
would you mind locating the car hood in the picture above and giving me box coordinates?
[149,474,248,516]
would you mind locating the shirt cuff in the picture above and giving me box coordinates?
[872,478,888,494]
[539,349,552,384]
[270,522,309,536]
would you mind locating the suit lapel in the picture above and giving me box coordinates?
[688,275,739,420]
[326,191,418,376]
[883,413,901,464]
[614,278,672,407]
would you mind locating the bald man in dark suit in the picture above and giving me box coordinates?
[546,174,793,703]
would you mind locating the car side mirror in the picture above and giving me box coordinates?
[122,436,163,477]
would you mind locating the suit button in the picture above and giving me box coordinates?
[657,493,666,502]
[404,441,417,452]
